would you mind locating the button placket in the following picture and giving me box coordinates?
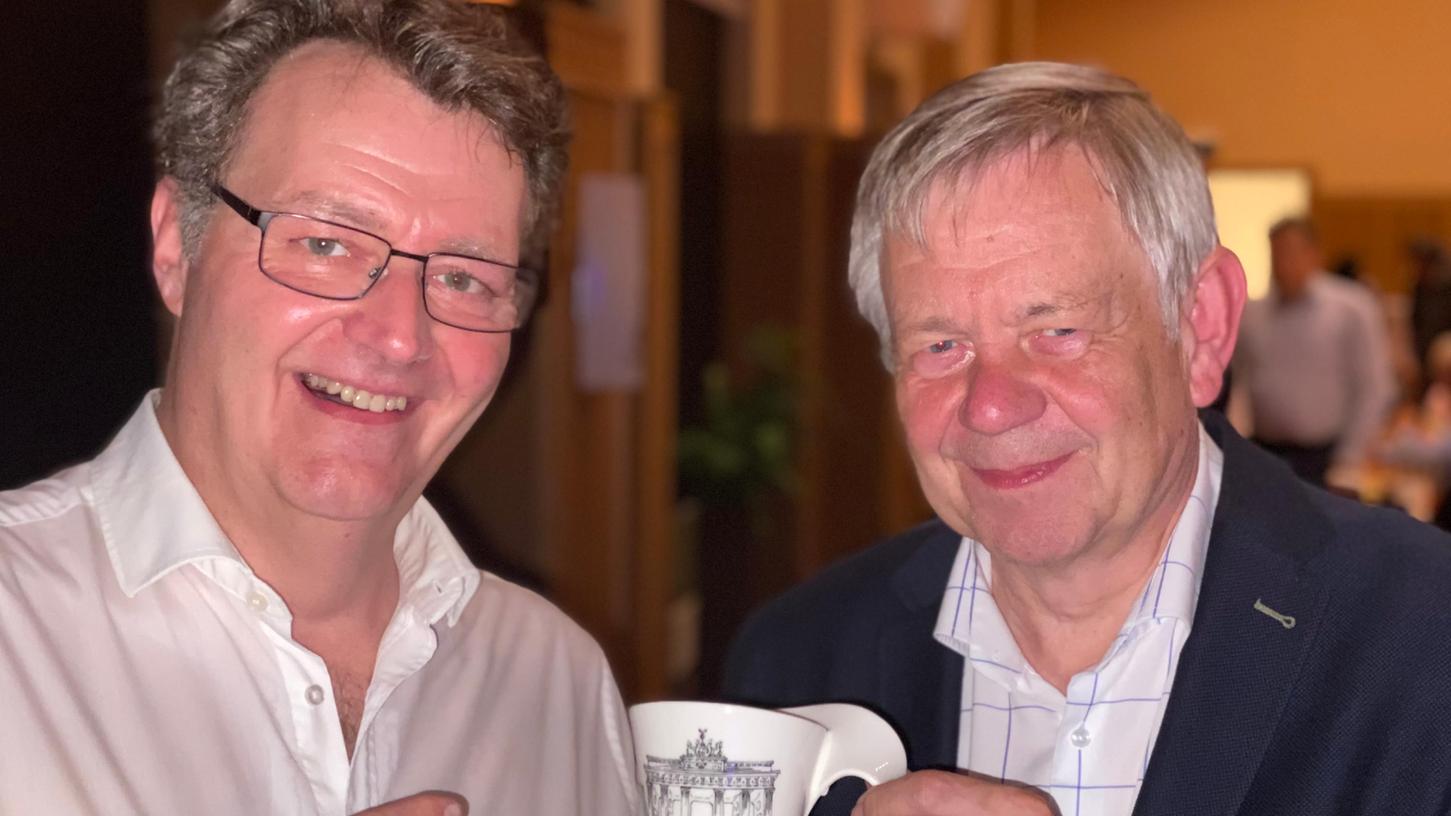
[1069,723,1092,748]
[245,592,349,816]
[1064,673,1099,751]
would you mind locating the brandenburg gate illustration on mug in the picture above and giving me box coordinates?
[643,729,781,816]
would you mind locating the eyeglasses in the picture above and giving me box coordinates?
[211,184,538,333]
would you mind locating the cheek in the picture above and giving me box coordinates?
[1045,350,1186,481]
[1040,348,1158,435]
[208,251,325,326]
[441,333,512,401]
[896,377,962,456]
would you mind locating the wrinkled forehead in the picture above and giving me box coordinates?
[887,144,1134,262]
[883,140,1124,254]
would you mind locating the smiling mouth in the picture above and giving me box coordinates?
[300,373,409,413]
[970,452,1074,490]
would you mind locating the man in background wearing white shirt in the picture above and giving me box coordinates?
[0,1,636,813]
[1233,217,1398,486]
[726,62,1451,816]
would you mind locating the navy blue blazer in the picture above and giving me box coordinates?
[724,413,1451,815]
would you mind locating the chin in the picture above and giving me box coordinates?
[959,502,1097,568]
[275,461,412,522]
[976,527,1090,568]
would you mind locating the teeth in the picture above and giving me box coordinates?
[302,374,409,412]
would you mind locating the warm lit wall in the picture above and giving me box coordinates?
[1032,0,1451,196]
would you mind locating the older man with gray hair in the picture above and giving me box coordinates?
[726,62,1451,816]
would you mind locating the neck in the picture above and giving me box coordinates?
[233,514,401,625]
[155,394,403,628]
[989,433,1201,693]
[1278,271,1320,303]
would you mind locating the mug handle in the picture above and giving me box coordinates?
[783,703,909,799]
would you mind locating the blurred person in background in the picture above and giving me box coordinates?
[1410,237,1451,377]
[1375,331,1451,527]
[0,1,636,813]
[1232,218,1397,486]
[725,62,1451,816]
[1332,254,1420,400]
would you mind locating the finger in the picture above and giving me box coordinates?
[352,790,468,816]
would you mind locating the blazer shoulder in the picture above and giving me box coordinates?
[723,518,956,700]
[1311,491,1451,618]
[749,518,953,630]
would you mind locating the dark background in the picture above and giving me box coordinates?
[1,1,160,489]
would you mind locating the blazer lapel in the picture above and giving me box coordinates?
[881,525,965,770]
[1134,416,1333,816]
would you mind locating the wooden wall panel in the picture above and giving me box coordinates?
[717,131,922,583]
[633,95,681,701]
[1314,196,1451,294]
[546,88,636,688]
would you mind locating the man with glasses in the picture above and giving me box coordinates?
[0,1,636,814]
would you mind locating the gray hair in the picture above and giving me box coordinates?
[848,61,1217,367]
[155,0,569,265]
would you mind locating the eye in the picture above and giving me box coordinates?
[1030,327,1089,357]
[438,270,486,294]
[302,236,348,257]
[909,338,972,378]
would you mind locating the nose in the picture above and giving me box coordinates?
[341,261,435,364]
[957,351,1047,436]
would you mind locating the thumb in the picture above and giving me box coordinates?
[353,790,468,816]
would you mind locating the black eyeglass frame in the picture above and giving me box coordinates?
[210,183,539,333]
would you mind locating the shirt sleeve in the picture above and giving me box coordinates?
[1334,290,1398,465]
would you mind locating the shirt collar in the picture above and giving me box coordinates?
[92,390,479,626]
[933,422,1224,673]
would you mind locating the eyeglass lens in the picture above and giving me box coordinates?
[258,213,528,331]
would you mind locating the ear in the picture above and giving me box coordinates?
[1182,244,1248,408]
[151,177,189,317]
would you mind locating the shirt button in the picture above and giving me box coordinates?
[305,684,326,706]
[247,591,269,612]
[1070,725,1092,748]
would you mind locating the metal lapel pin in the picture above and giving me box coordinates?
[1253,598,1296,629]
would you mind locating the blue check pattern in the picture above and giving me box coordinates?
[934,425,1223,816]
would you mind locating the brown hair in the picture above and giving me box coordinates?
[155,0,569,264]
[1268,216,1319,245]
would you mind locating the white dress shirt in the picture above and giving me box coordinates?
[1235,274,1397,464]
[934,425,1223,816]
[0,392,639,815]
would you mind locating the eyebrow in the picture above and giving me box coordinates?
[897,315,964,336]
[435,237,509,262]
[1017,294,1095,322]
[281,190,510,262]
[274,190,388,235]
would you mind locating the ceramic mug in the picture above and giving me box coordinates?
[629,701,907,816]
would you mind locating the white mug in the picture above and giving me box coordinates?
[628,701,907,816]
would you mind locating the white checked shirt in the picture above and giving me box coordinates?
[0,392,638,815]
[934,424,1223,816]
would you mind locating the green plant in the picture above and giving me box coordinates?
[677,326,797,506]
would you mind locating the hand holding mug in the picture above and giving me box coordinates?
[850,771,1057,816]
[352,791,468,816]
